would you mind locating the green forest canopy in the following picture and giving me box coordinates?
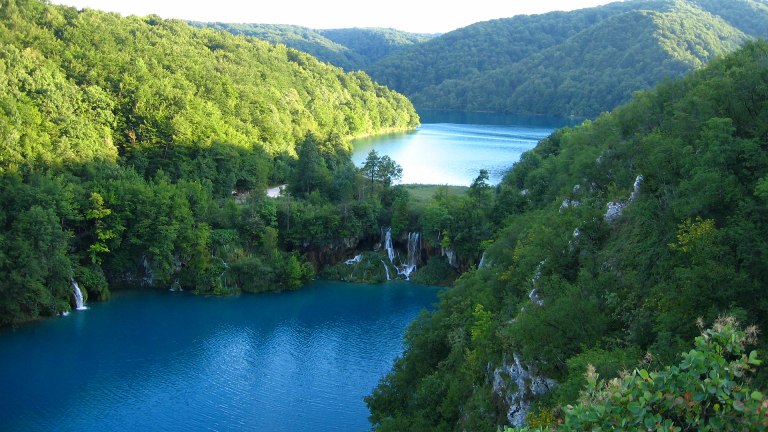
[0,0,418,326]
[366,39,768,431]
[365,0,768,117]
[190,22,434,71]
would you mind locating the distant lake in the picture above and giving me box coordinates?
[0,281,439,432]
[351,110,578,186]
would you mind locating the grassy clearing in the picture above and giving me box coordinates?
[401,184,468,209]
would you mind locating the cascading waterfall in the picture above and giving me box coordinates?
[384,227,395,263]
[377,228,422,280]
[381,260,391,281]
[345,255,363,265]
[70,277,87,310]
[407,232,420,266]
[442,247,457,268]
[397,232,421,280]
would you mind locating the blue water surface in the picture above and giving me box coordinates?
[0,281,440,432]
[351,110,578,186]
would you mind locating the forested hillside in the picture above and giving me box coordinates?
[366,40,768,431]
[190,22,433,71]
[366,0,768,117]
[0,0,418,326]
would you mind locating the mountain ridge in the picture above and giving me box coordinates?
[367,0,765,117]
[189,22,433,71]
[198,0,768,118]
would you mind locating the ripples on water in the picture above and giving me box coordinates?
[0,281,439,432]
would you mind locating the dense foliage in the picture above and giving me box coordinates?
[367,40,768,431]
[190,22,433,71]
[512,317,768,431]
[366,0,768,117]
[0,0,419,326]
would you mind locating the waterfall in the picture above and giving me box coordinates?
[629,174,644,202]
[380,228,422,280]
[479,251,487,269]
[70,278,87,310]
[142,255,154,286]
[381,260,391,281]
[384,228,395,263]
[406,232,420,267]
[396,232,421,280]
[399,264,416,280]
[345,254,363,265]
[442,247,457,268]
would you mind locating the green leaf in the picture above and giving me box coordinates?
[732,400,745,412]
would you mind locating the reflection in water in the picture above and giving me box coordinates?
[352,111,577,186]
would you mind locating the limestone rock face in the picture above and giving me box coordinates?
[492,355,557,427]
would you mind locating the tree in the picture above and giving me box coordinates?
[362,149,381,185]
[360,150,403,188]
[377,155,403,187]
[85,192,115,265]
[290,135,331,197]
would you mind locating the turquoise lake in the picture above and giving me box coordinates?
[351,110,578,186]
[0,281,440,431]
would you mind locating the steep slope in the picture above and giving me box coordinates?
[367,40,768,431]
[0,1,417,170]
[413,1,748,116]
[0,0,418,326]
[366,0,661,96]
[189,22,363,70]
[693,0,768,37]
[320,28,434,67]
[367,0,763,117]
[190,23,432,70]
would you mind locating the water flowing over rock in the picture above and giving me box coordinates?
[303,236,361,268]
[381,260,391,281]
[630,174,644,202]
[376,228,423,280]
[142,255,154,286]
[398,265,416,279]
[396,232,421,280]
[493,355,557,427]
[341,228,424,281]
[478,251,488,269]
[442,247,457,268]
[345,255,362,265]
[406,232,420,267]
[383,227,395,263]
[70,278,87,310]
